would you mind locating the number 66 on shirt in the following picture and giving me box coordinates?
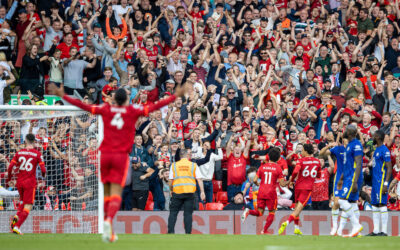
[290,157,321,206]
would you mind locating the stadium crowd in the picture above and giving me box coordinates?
[1,0,400,213]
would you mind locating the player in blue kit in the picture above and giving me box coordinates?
[336,125,363,237]
[367,130,392,236]
[320,141,346,236]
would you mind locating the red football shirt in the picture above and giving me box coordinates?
[143,46,158,67]
[102,84,118,102]
[257,162,284,200]
[56,42,80,59]
[63,95,176,153]
[8,148,46,186]
[227,154,247,185]
[291,156,321,190]
[311,168,330,202]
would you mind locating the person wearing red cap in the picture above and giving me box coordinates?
[340,68,364,98]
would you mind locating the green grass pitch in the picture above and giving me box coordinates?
[1,234,400,250]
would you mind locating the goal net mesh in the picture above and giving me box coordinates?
[0,107,100,233]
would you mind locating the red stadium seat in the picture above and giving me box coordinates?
[212,180,222,193]
[198,202,204,210]
[216,192,228,204]
[205,202,224,211]
[145,201,154,211]
[147,191,153,201]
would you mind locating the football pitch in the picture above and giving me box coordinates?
[1,234,400,250]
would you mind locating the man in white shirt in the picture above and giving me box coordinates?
[112,0,131,25]
[0,66,16,105]
[196,139,223,203]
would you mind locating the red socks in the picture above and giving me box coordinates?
[17,203,24,213]
[15,208,30,228]
[106,195,122,221]
[263,212,275,232]
[287,214,296,224]
[249,209,262,217]
[104,196,111,220]
[294,216,300,226]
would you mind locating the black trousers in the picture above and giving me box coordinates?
[167,192,195,234]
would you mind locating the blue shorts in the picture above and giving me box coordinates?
[336,176,362,201]
[371,185,388,205]
[333,173,341,197]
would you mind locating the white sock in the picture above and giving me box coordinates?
[294,224,299,230]
[351,203,360,220]
[332,209,339,229]
[380,206,388,234]
[337,211,348,235]
[372,206,380,234]
[338,199,359,227]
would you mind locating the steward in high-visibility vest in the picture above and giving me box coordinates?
[171,158,197,194]
[168,149,205,234]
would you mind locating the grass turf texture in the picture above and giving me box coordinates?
[0,234,400,250]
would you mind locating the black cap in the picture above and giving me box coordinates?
[348,39,356,44]
[301,34,308,39]
[18,8,27,14]
[260,17,268,22]
[216,3,224,8]
[131,158,139,164]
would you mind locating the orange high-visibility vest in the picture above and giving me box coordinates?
[172,158,197,194]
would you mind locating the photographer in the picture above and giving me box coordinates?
[63,46,97,96]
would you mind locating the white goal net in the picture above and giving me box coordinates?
[0,105,102,233]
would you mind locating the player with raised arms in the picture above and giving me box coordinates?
[240,147,288,234]
[50,83,185,242]
[278,143,321,235]
[7,134,46,235]
[367,130,392,236]
[319,140,346,236]
[334,125,364,237]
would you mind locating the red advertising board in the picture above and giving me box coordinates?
[0,211,399,235]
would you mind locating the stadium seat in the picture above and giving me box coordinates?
[198,202,204,210]
[205,202,224,211]
[145,201,154,211]
[212,180,222,193]
[216,192,228,204]
[147,191,153,201]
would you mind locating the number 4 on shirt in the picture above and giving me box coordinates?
[111,113,124,129]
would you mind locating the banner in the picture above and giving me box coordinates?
[1,211,399,235]
[8,95,62,105]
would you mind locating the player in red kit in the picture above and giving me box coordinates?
[278,144,321,235]
[241,148,288,234]
[7,134,46,235]
[50,83,185,242]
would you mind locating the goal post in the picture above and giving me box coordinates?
[0,104,103,234]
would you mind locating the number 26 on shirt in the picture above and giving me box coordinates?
[18,157,33,172]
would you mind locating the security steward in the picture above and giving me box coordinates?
[168,149,205,234]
